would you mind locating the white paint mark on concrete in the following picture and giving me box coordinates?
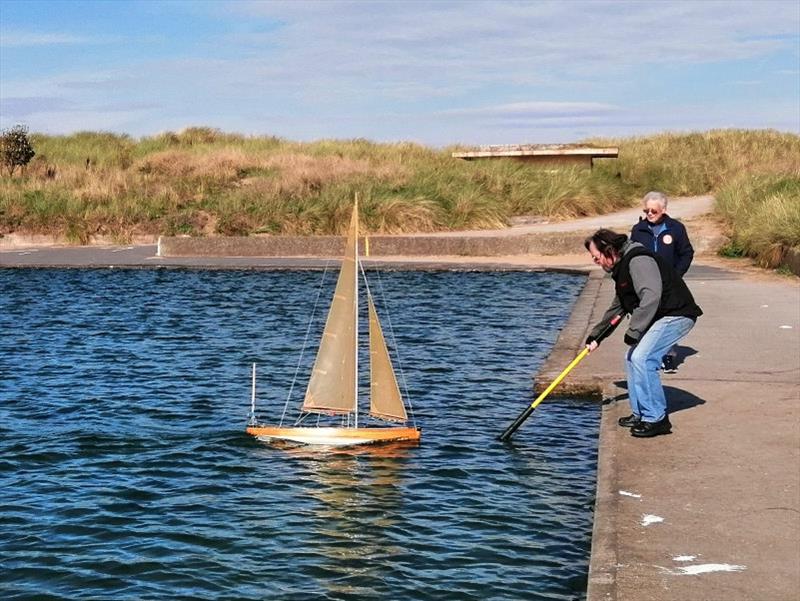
[672,555,697,562]
[779,325,793,329]
[761,304,769,308]
[619,490,642,498]
[641,514,664,526]
[676,563,746,575]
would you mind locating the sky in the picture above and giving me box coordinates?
[1,0,799,147]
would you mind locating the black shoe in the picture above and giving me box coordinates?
[631,416,672,437]
[662,355,677,373]
[618,414,642,428]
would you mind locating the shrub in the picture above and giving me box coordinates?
[1,124,36,176]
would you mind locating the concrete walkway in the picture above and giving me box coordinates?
[539,259,800,601]
[2,196,798,600]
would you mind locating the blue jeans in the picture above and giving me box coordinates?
[625,316,696,422]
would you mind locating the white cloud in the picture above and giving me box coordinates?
[192,0,800,117]
[1,96,77,117]
[229,0,799,67]
[0,31,119,48]
[445,102,620,119]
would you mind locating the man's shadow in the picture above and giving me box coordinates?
[605,381,706,414]
[671,345,699,369]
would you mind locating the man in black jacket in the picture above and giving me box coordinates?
[630,191,694,371]
[584,229,702,438]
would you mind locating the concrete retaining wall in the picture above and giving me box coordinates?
[782,247,800,276]
[158,232,595,258]
[532,271,608,398]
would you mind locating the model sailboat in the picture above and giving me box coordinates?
[246,200,421,446]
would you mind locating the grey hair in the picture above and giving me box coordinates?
[643,191,668,209]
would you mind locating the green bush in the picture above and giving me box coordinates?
[1,125,36,176]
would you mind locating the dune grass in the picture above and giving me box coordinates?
[715,175,800,268]
[588,129,799,195]
[1,128,798,267]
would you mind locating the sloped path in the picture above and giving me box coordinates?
[422,195,715,236]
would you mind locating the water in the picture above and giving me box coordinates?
[0,267,598,601]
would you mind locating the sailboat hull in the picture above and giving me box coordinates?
[246,425,421,446]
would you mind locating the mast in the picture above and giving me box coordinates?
[248,362,257,426]
[353,196,359,428]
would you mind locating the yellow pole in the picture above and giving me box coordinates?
[498,348,589,441]
[530,347,588,411]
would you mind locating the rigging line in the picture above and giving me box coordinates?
[294,411,311,426]
[280,261,331,427]
[358,258,374,300]
[371,266,417,426]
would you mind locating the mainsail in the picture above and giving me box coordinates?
[302,204,358,414]
[368,295,407,422]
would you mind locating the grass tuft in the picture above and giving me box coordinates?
[715,175,800,268]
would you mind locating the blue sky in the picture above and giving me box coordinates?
[1,0,798,146]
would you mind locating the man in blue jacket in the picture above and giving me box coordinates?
[630,191,694,372]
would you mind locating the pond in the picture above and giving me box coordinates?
[0,267,598,601]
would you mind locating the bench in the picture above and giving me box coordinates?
[452,143,619,168]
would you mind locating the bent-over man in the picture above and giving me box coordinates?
[584,229,702,438]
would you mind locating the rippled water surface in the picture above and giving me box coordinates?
[1,267,599,601]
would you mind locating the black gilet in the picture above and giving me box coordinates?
[612,246,703,324]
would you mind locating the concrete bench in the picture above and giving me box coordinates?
[452,143,619,168]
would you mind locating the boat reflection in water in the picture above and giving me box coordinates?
[285,440,416,598]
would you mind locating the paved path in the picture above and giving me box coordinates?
[537,260,800,601]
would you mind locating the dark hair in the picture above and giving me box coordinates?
[584,229,628,258]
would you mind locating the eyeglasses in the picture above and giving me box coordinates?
[643,208,662,215]
[590,253,603,264]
